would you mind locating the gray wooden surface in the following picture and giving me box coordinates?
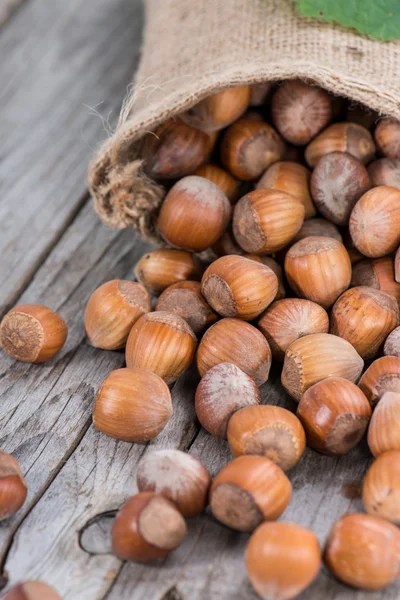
[0,1,398,599]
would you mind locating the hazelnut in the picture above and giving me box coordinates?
[0,304,67,363]
[212,228,244,257]
[157,176,231,252]
[271,80,332,145]
[368,158,400,189]
[363,450,400,524]
[257,298,329,361]
[384,326,400,357]
[358,356,400,407]
[201,255,278,320]
[310,152,371,225]
[2,581,62,599]
[155,281,218,336]
[244,256,286,300]
[221,119,284,180]
[281,333,364,402]
[349,186,400,258]
[111,492,187,561]
[345,103,378,129]
[135,248,203,296]
[246,521,321,600]
[195,363,261,438]
[93,367,172,442]
[305,122,375,167]
[249,81,273,107]
[330,286,399,360]
[232,189,305,254]
[84,280,151,350]
[396,246,400,283]
[351,257,400,306]
[257,161,316,219]
[324,513,400,590]
[368,391,400,456]
[209,455,291,532]
[196,318,271,386]
[284,236,351,308]
[136,449,211,517]
[374,118,400,159]
[193,164,239,204]
[0,452,27,520]
[297,377,371,455]
[227,405,306,471]
[181,85,251,132]
[126,312,197,384]
[291,217,342,243]
[141,118,211,179]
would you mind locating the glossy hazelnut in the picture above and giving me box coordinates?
[351,257,400,306]
[363,450,400,524]
[246,521,321,600]
[257,161,316,219]
[193,164,239,203]
[0,304,67,363]
[358,356,400,407]
[196,318,271,386]
[136,450,211,517]
[384,326,400,357]
[111,492,187,561]
[212,228,244,257]
[0,452,27,520]
[221,119,284,180]
[181,86,251,132]
[244,256,286,300]
[297,377,371,455]
[233,189,305,254]
[195,363,261,438]
[155,281,217,336]
[2,581,62,600]
[141,118,211,179]
[209,455,291,532]
[157,176,231,252]
[291,217,342,243]
[126,312,197,384]
[201,255,278,320]
[349,186,400,258]
[374,118,400,159]
[331,286,399,359]
[310,152,371,225]
[227,405,305,471]
[257,298,329,361]
[249,82,273,106]
[84,280,151,350]
[368,391,400,456]
[281,333,364,402]
[305,122,375,167]
[93,367,172,442]
[368,158,400,189]
[135,248,203,296]
[271,80,332,145]
[284,236,351,308]
[324,513,400,590]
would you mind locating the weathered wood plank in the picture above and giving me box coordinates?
[0,0,143,314]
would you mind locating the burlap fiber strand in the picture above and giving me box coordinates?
[88,0,400,243]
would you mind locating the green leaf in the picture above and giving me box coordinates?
[296,0,400,41]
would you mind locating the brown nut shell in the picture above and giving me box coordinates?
[305,122,375,167]
[368,391,400,456]
[193,164,239,204]
[0,304,67,363]
[2,581,62,600]
[135,249,203,296]
[351,257,400,306]
[0,451,27,520]
[374,118,400,159]
[291,217,342,243]
[209,455,291,532]
[227,405,305,471]
[368,158,400,189]
[384,326,400,357]
[249,82,273,107]
[297,377,371,455]
[196,318,271,386]
[181,86,250,132]
[245,256,286,300]
[93,367,172,442]
[358,356,400,407]
[363,450,400,524]
[111,492,187,561]
[136,450,211,517]
[246,521,321,600]
[126,312,197,384]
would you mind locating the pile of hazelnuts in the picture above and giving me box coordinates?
[1,80,400,600]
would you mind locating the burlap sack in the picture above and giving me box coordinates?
[88,0,400,244]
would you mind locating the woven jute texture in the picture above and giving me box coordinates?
[89,0,400,243]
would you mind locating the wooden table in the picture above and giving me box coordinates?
[1,1,399,598]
